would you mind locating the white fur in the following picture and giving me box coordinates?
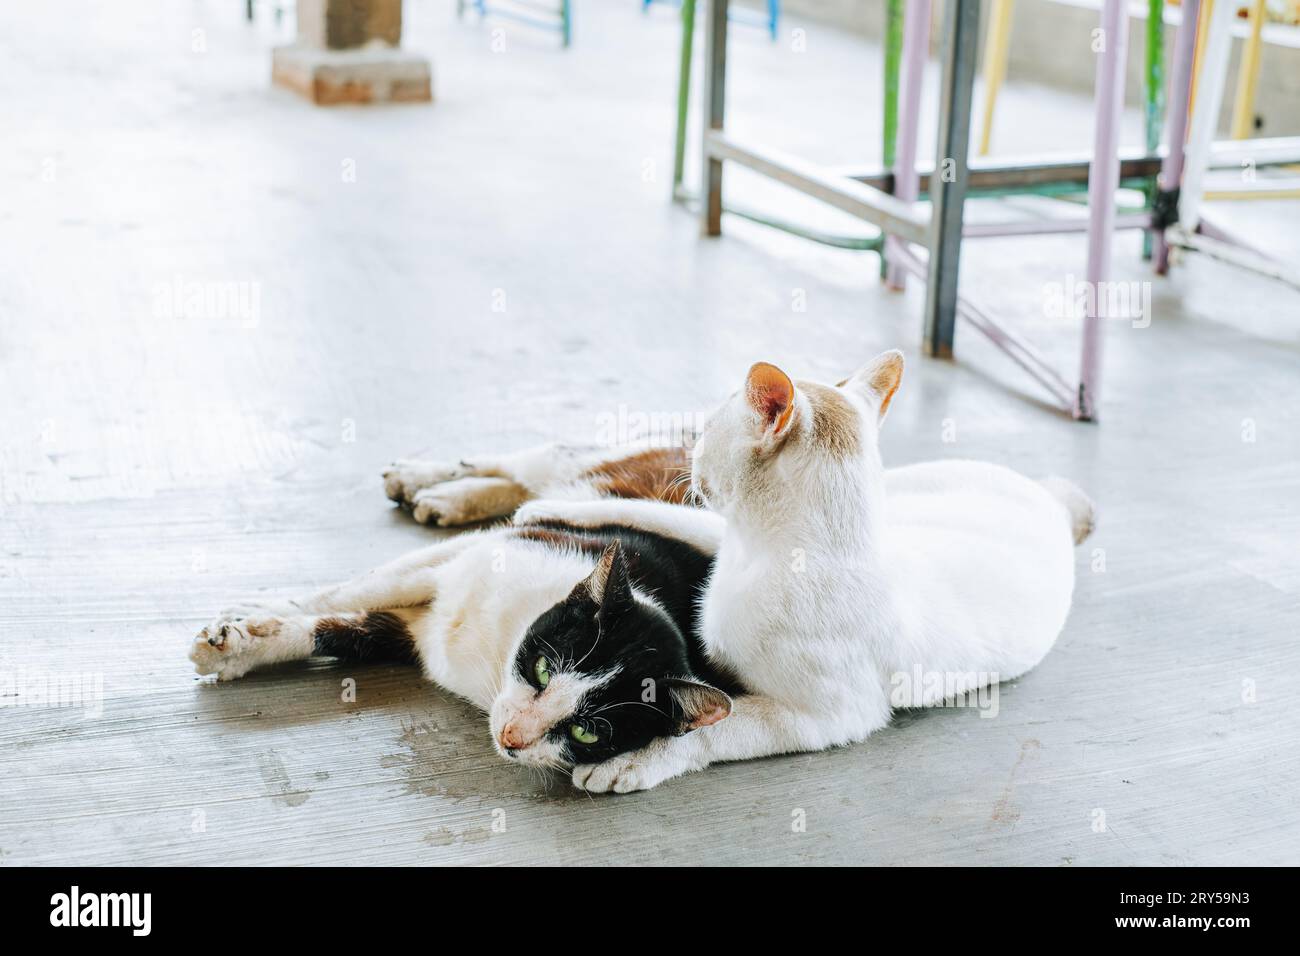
[564,352,1090,792]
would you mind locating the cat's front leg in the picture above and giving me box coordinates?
[384,441,694,527]
[190,613,316,681]
[190,607,427,680]
[571,736,700,794]
[572,695,883,793]
[384,459,529,527]
[516,498,725,555]
[382,459,476,504]
[382,443,582,522]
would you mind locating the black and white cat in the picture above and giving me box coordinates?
[190,444,740,770]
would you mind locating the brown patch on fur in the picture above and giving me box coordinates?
[244,619,280,638]
[312,611,418,664]
[583,447,693,504]
[798,382,862,458]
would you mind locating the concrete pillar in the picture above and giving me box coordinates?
[273,0,432,105]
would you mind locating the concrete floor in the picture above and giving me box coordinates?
[1,1,1298,866]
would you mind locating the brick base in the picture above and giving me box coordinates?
[272,43,432,105]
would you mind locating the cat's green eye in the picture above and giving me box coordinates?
[570,723,599,745]
[533,656,550,689]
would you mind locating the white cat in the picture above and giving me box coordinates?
[501,351,1093,791]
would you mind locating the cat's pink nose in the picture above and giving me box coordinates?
[499,723,526,750]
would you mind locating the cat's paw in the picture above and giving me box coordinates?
[191,617,252,680]
[190,615,279,681]
[382,459,470,504]
[409,477,528,527]
[512,500,571,527]
[571,742,689,794]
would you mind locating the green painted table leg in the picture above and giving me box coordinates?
[881,0,903,277]
[1142,0,1164,260]
[673,0,697,199]
[884,0,903,169]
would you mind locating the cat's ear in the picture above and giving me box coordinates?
[583,540,633,620]
[840,349,904,424]
[665,678,732,733]
[745,362,796,436]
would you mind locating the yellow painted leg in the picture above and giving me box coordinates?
[1230,0,1266,139]
[1189,0,1214,117]
[977,0,1014,156]
[1203,186,1300,200]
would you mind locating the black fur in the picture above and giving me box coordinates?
[312,611,419,664]
[511,521,743,764]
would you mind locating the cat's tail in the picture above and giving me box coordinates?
[1039,476,1096,546]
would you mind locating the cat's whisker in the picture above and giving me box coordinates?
[589,699,663,716]
[660,469,694,502]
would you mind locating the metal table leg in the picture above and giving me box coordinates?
[922,0,979,359]
[1076,0,1131,422]
[1230,0,1266,139]
[977,0,1015,157]
[882,0,902,173]
[880,0,903,278]
[673,0,697,199]
[884,0,930,292]
[1179,0,1235,236]
[1154,0,1201,274]
[702,0,729,237]
[1141,0,1165,261]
